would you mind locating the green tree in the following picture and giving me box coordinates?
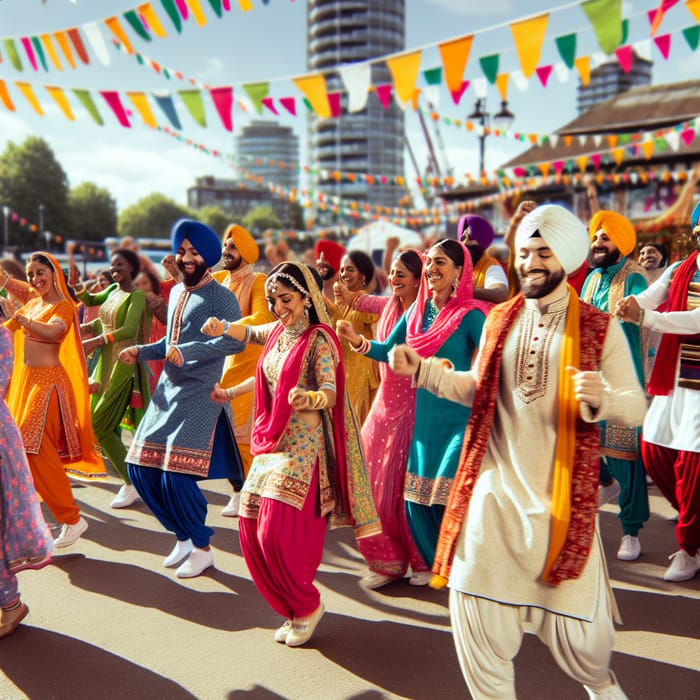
[243,205,280,235]
[197,205,230,236]
[0,136,70,249]
[118,193,192,239]
[68,182,118,242]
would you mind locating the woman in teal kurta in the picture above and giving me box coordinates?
[346,240,487,567]
[73,248,150,506]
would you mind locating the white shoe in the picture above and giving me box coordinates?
[175,547,213,578]
[359,571,397,589]
[221,492,241,517]
[110,484,140,509]
[286,603,325,647]
[584,671,628,699]
[274,619,292,643]
[53,517,88,548]
[409,571,433,586]
[163,539,193,568]
[598,480,621,507]
[663,550,700,582]
[617,535,641,561]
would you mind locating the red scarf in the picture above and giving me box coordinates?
[647,251,699,396]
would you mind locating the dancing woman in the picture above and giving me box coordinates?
[1,253,106,549]
[203,262,378,647]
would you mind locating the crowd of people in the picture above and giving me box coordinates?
[0,196,698,700]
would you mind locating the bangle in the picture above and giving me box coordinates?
[244,325,252,343]
[225,386,238,399]
[349,336,370,354]
[304,390,328,410]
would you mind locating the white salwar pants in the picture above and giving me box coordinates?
[449,588,626,699]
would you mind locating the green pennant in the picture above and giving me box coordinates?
[423,67,442,86]
[566,160,574,172]
[160,0,182,33]
[123,10,152,42]
[581,0,622,55]
[3,39,22,71]
[479,54,499,84]
[72,89,104,125]
[243,82,269,115]
[303,97,313,112]
[683,25,700,51]
[31,37,48,71]
[178,89,207,127]
[654,138,668,152]
[163,68,171,80]
[555,34,577,69]
[621,18,629,46]
[206,0,223,18]
[136,53,144,65]
[618,133,631,144]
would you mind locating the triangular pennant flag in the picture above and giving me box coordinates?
[591,153,602,170]
[633,38,653,62]
[73,88,103,124]
[549,134,559,148]
[20,38,39,71]
[160,0,182,32]
[243,82,269,114]
[612,147,626,164]
[577,155,588,172]
[581,0,623,54]
[510,69,528,91]
[495,73,509,101]
[621,18,629,46]
[124,10,152,41]
[423,66,441,86]
[302,97,313,112]
[640,140,655,158]
[338,63,370,112]
[46,85,75,120]
[423,84,439,106]
[100,91,131,127]
[687,0,700,22]
[153,91,183,129]
[178,89,207,126]
[555,33,577,68]
[209,86,233,131]
[479,54,499,84]
[411,87,421,111]
[15,82,44,115]
[539,162,551,178]
[67,29,90,64]
[450,79,469,105]
[509,13,549,78]
[653,33,671,58]
[82,23,111,66]
[174,0,189,19]
[535,65,553,87]
[606,134,619,148]
[279,96,296,116]
[185,0,208,26]
[593,134,603,147]
[665,130,681,151]
[31,37,49,72]
[438,35,473,93]
[206,0,223,17]
[237,0,253,10]
[104,17,135,54]
[472,76,488,98]
[261,96,278,115]
[293,74,330,118]
[683,24,700,50]
[54,31,77,69]
[649,1,681,36]
[138,3,169,37]
[578,135,587,147]
[615,45,633,72]
[0,80,16,111]
[375,84,392,109]
[554,61,570,83]
[328,91,341,118]
[574,56,591,85]
[40,35,63,71]
[553,160,565,175]
[126,91,157,128]
[387,51,422,103]
[3,39,23,71]
[681,128,695,146]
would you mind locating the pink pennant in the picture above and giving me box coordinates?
[20,38,38,71]
[591,153,602,171]
[100,91,131,127]
[681,128,695,147]
[653,34,671,59]
[535,65,553,87]
[209,86,233,131]
[279,97,296,116]
[375,84,392,109]
[261,97,279,115]
[513,167,526,178]
[328,91,341,118]
[553,160,565,175]
[615,45,633,73]
[222,0,231,9]
[450,80,470,106]
[175,0,189,19]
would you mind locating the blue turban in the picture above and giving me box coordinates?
[171,218,221,268]
[692,201,700,228]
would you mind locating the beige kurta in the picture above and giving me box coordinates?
[418,293,647,621]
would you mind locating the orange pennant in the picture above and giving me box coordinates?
[509,13,549,78]
[577,155,588,172]
[15,82,44,115]
[606,134,619,148]
[46,85,75,120]
[438,35,473,93]
[641,140,655,159]
[528,133,538,144]
[495,73,509,101]
[574,56,590,86]
[539,162,551,178]
[612,147,626,165]
[104,17,134,54]
[0,80,16,111]
[53,31,76,69]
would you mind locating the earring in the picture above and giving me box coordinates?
[451,278,459,297]
[303,297,312,309]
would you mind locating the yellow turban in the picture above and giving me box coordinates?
[224,224,259,264]
[589,210,636,257]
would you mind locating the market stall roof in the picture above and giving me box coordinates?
[348,220,424,254]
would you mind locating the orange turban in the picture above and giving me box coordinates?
[224,224,259,264]
[589,210,636,257]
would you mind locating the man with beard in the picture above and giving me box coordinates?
[213,224,274,516]
[616,200,700,582]
[389,204,645,700]
[119,219,245,578]
[314,239,346,298]
[581,211,649,563]
[457,213,509,304]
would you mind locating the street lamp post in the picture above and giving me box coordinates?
[38,204,45,246]
[467,98,515,177]
[2,206,9,251]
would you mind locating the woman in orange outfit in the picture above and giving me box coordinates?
[0,252,106,549]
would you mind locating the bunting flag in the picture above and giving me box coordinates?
[574,55,591,84]
[185,0,208,26]
[536,65,553,87]
[386,51,422,104]
[683,24,700,49]
[0,81,16,111]
[581,0,623,54]
[4,39,22,71]
[123,10,152,41]
[40,35,63,71]
[160,0,182,33]
[139,3,169,38]
[54,31,76,69]
[206,0,223,18]
[82,23,111,66]
[209,86,233,131]
[479,54,499,84]
[615,45,634,72]
[279,96,296,116]
[338,63,371,112]
[15,82,44,115]
[555,33,577,68]
[375,84,392,109]
[261,96,278,115]
[67,29,90,64]
[293,74,330,118]
[450,79,469,105]
[31,37,49,72]
[242,82,269,114]
[174,0,189,20]
[438,35,473,93]
[686,0,700,22]
[237,0,253,10]
[21,38,38,71]
[46,85,76,120]
[654,33,672,58]
[509,13,549,78]
[100,91,131,127]
[127,91,158,127]
[328,91,341,118]
[179,88,207,126]
[649,0,681,35]
[495,73,509,101]
[73,88,104,125]
[153,91,183,129]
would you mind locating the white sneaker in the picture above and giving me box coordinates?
[285,603,325,647]
[53,517,88,548]
[359,571,397,589]
[409,571,433,586]
[663,550,700,582]
[110,484,140,509]
[274,619,292,644]
[598,480,621,507]
[175,547,213,578]
[221,492,241,518]
[617,535,641,561]
[163,539,193,568]
[584,671,628,699]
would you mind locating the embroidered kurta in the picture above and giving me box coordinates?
[418,294,647,620]
[126,276,245,478]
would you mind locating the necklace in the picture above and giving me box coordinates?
[424,299,439,328]
[277,315,310,354]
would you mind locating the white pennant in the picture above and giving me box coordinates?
[591,52,607,69]
[472,77,488,99]
[423,85,440,107]
[554,62,570,83]
[665,130,681,151]
[82,22,110,66]
[633,39,653,63]
[548,133,559,149]
[511,69,529,92]
[694,116,700,133]
[578,135,587,146]
[338,63,371,113]
[593,134,603,147]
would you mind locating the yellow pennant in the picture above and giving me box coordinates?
[40,34,63,71]
[293,74,331,118]
[574,56,591,86]
[606,134,619,148]
[138,3,168,38]
[685,0,700,23]
[510,13,550,78]
[641,140,655,159]
[126,91,158,128]
[53,31,76,69]
[185,0,208,26]
[438,35,473,93]
[46,85,75,120]
[613,147,626,165]
[15,82,44,115]
[577,155,588,172]
[237,0,253,10]
[387,51,422,104]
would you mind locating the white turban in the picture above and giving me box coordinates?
[515,204,589,275]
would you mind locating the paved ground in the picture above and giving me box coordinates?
[1,477,698,699]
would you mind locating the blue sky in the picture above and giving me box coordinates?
[0,0,698,219]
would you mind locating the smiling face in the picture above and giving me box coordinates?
[638,245,663,271]
[389,259,419,302]
[589,229,621,269]
[424,244,461,297]
[176,238,208,286]
[517,236,566,300]
[315,251,335,281]
[265,279,306,328]
[110,253,134,285]
[222,237,243,271]
[339,255,365,291]
[26,259,55,298]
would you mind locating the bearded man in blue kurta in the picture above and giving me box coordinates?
[120,219,245,578]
